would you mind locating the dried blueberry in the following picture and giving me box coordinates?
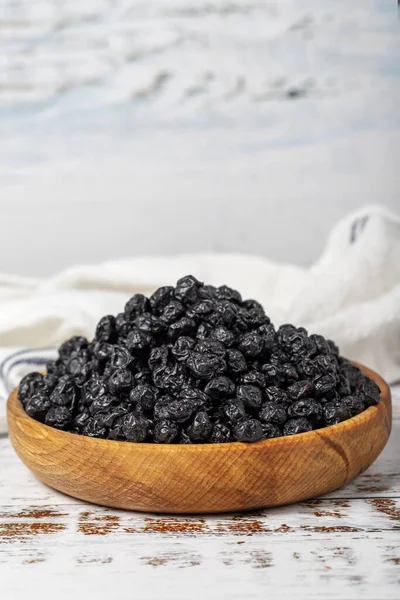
[125,294,150,321]
[187,411,212,441]
[258,403,287,426]
[154,419,179,443]
[121,412,149,442]
[130,384,157,411]
[283,418,312,436]
[236,384,262,409]
[95,315,117,343]
[45,406,72,429]
[187,352,226,380]
[204,376,235,400]
[233,418,263,442]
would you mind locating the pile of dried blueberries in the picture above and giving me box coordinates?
[18,275,380,443]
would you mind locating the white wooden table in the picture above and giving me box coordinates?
[1,397,399,600]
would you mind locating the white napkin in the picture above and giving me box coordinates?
[0,205,399,384]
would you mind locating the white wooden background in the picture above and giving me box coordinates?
[1,0,399,276]
[0,398,399,600]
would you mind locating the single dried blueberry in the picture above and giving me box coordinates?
[258,403,287,425]
[108,368,133,394]
[198,285,218,300]
[237,307,267,329]
[195,339,226,357]
[152,363,185,392]
[179,386,212,412]
[149,286,175,313]
[160,300,185,325]
[238,332,264,358]
[236,385,262,409]
[288,399,322,420]
[323,400,352,426]
[210,326,235,348]
[121,412,149,442]
[59,336,88,362]
[314,354,337,375]
[278,363,299,385]
[215,285,242,304]
[109,345,133,369]
[309,334,330,355]
[196,322,214,340]
[72,361,95,387]
[154,397,173,421]
[243,299,265,312]
[171,336,196,362]
[83,375,108,404]
[287,380,314,401]
[225,349,247,374]
[42,373,59,393]
[125,294,150,321]
[297,359,317,379]
[92,341,112,362]
[327,339,339,357]
[135,313,164,335]
[95,315,117,343]
[126,328,153,354]
[187,300,215,320]
[213,301,238,328]
[73,411,90,432]
[187,411,212,441]
[220,400,246,424]
[90,394,117,415]
[66,349,91,377]
[314,374,336,397]
[50,376,77,410]
[130,384,158,411]
[264,386,289,405]
[261,363,278,384]
[338,375,352,396]
[283,418,312,436]
[359,377,380,406]
[261,423,282,439]
[149,345,169,369]
[233,418,263,442]
[187,352,226,380]
[166,399,196,423]
[210,422,232,443]
[18,372,45,406]
[154,419,179,443]
[204,376,235,400]
[25,393,51,421]
[340,361,362,391]
[175,275,202,304]
[98,406,129,428]
[257,323,276,352]
[45,406,72,429]
[82,415,108,439]
[115,312,130,339]
[342,395,365,417]
[168,317,197,340]
[240,371,266,388]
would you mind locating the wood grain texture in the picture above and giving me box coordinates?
[6,363,391,514]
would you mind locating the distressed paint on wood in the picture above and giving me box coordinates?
[0,419,399,599]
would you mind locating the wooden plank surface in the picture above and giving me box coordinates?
[0,418,399,599]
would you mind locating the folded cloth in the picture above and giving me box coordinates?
[0,205,399,378]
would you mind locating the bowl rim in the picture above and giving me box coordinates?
[8,361,391,453]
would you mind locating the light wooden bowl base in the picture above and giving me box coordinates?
[7,363,391,514]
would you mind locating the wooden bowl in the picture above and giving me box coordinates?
[7,363,391,514]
